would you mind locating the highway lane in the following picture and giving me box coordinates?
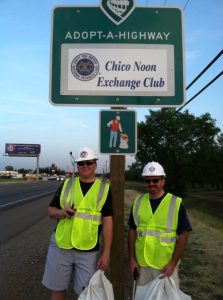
[0,185,60,245]
[0,180,61,209]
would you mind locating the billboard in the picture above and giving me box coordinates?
[5,144,41,157]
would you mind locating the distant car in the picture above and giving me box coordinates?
[48,175,58,180]
[57,175,65,181]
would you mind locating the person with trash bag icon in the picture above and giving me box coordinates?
[107,115,123,148]
[128,161,192,294]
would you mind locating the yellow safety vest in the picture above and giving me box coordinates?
[55,177,109,250]
[133,193,182,269]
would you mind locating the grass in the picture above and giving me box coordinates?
[184,189,223,222]
[0,179,28,184]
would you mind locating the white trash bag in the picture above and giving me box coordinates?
[78,270,114,300]
[134,275,192,300]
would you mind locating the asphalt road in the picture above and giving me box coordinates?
[0,180,61,209]
[0,181,61,245]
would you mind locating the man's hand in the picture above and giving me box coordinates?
[161,261,176,277]
[97,252,110,271]
[56,205,75,219]
[48,206,75,220]
[129,256,140,276]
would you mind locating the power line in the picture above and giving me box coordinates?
[186,49,223,90]
[183,0,190,11]
[157,49,223,126]
[145,0,189,11]
[174,49,223,112]
[177,70,223,112]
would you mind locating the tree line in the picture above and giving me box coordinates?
[126,109,223,196]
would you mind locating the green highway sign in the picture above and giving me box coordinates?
[50,5,185,107]
[99,110,137,154]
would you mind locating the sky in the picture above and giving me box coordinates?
[0,0,223,173]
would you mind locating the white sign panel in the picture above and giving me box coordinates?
[61,44,174,96]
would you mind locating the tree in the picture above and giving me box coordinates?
[5,165,14,171]
[129,109,223,195]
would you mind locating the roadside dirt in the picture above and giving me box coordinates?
[0,188,222,299]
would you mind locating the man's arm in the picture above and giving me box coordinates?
[97,216,113,271]
[107,120,112,127]
[128,228,139,274]
[162,230,189,277]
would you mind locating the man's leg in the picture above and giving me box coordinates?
[113,132,118,147]
[73,249,99,296]
[51,290,66,300]
[137,266,161,286]
[42,233,73,295]
[109,131,114,148]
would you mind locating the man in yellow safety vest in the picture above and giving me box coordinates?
[42,147,113,300]
[128,161,191,289]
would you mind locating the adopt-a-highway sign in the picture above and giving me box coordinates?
[50,1,185,107]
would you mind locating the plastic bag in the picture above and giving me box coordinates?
[78,270,114,300]
[134,275,192,300]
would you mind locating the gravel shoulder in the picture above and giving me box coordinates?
[0,217,54,300]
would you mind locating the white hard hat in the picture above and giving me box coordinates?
[75,147,98,162]
[142,161,166,177]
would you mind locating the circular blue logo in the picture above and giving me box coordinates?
[71,53,99,81]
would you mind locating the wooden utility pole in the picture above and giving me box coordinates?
[110,154,125,300]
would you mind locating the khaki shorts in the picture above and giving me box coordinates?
[137,265,179,288]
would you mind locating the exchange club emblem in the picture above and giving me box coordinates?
[80,151,88,158]
[100,0,135,25]
[71,53,99,81]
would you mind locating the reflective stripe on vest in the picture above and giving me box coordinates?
[74,212,102,222]
[61,177,74,207]
[133,193,144,227]
[166,195,177,233]
[97,178,107,208]
[137,230,177,243]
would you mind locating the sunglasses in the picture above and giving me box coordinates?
[77,161,95,166]
[145,178,162,184]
